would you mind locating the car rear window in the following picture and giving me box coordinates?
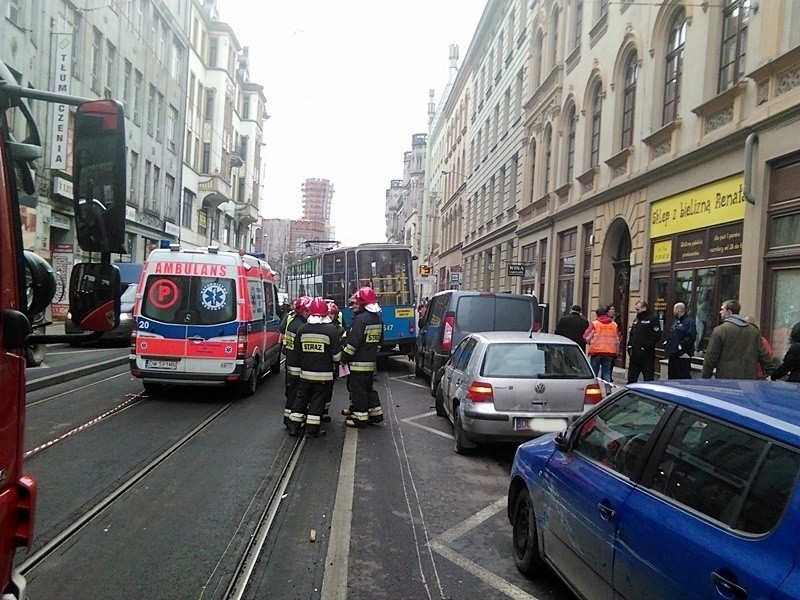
[456,296,533,332]
[481,343,594,378]
[141,274,236,325]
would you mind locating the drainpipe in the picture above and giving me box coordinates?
[743,132,758,205]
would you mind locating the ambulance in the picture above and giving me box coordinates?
[130,246,283,396]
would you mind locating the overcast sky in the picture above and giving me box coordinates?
[218,1,487,246]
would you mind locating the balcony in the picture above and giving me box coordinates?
[235,201,260,228]
[198,175,231,210]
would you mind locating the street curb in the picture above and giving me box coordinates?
[26,355,129,392]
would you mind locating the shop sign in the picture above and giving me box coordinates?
[676,231,707,262]
[52,176,73,200]
[650,174,745,238]
[164,221,180,237]
[507,264,525,277]
[708,222,743,258]
[126,206,137,221]
[652,240,672,264]
[50,211,71,230]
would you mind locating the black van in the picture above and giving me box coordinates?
[414,290,540,393]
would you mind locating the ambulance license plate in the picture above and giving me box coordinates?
[145,359,178,370]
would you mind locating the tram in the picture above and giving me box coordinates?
[286,243,416,357]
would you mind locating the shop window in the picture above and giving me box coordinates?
[771,213,800,247]
[769,269,800,359]
[558,230,577,317]
[673,265,740,356]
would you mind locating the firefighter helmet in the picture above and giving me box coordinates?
[353,286,377,307]
[309,297,329,317]
[294,295,312,313]
[326,299,339,319]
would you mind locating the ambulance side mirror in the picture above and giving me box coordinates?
[68,263,121,331]
[73,99,127,255]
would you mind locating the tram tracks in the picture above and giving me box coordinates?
[17,402,236,577]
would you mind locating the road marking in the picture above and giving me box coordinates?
[429,498,540,600]
[401,411,454,440]
[389,375,429,390]
[321,426,357,600]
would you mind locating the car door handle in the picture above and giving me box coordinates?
[188,335,205,342]
[711,572,747,599]
[597,502,615,520]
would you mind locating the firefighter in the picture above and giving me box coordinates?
[321,299,346,422]
[280,295,312,427]
[341,286,384,428]
[287,297,343,437]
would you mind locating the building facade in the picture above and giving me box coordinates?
[420,0,800,371]
[180,0,265,253]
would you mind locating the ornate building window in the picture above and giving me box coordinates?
[621,52,638,149]
[663,9,686,124]
[719,0,750,92]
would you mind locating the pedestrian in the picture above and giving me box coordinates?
[701,299,777,380]
[584,306,619,388]
[771,321,800,382]
[280,295,312,427]
[341,286,384,428]
[554,304,590,351]
[746,316,777,380]
[627,300,662,383]
[417,296,429,328]
[287,297,343,438]
[665,302,696,379]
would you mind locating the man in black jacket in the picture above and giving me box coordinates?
[555,304,590,351]
[627,300,663,383]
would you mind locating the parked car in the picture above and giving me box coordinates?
[508,379,800,600]
[65,281,138,345]
[415,290,541,395]
[436,331,602,454]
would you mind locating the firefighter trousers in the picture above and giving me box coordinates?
[284,371,300,424]
[289,379,328,435]
[347,370,383,426]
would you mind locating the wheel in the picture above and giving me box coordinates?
[512,488,546,577]
[414,353,425,379]
[239,361,259,397]
[453,406,474,454]
[143,381,162,396]
[435,385,446,417]
[25,343,47,368]
[269,354,281,375]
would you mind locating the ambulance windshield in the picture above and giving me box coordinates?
[141,275,236,325]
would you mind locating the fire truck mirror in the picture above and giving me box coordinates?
[23,250,57,318]
[68,263,121,332]
[73,99,127,255]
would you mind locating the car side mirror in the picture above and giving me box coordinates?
[68,263,121,331]
[554,431,570,452]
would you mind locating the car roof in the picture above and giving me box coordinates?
[432,290,534,300]
[626,380,800,447]
[469,331,578,345]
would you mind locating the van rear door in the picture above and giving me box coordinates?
[453,295,535,343]
[136,269,191,374]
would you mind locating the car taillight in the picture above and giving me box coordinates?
[584,382,603,404]
[237,326,247,359]
[467,381,493,402]
[441,314,455,352]
[130,330,137,351]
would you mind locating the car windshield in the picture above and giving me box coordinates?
[481,342,594,379]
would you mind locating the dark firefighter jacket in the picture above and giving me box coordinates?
[341,310,383,372]
[282,313,307,377]
[297,321,343,382]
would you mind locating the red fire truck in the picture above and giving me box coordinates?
[0,60,127,599]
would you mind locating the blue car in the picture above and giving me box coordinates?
[508,379,800,600]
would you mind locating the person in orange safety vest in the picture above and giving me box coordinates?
[584,306,620,389]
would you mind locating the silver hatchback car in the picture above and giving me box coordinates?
[436,331,604,454]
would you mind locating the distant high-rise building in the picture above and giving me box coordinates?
[301,178,334,239]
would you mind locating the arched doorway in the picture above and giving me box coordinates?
[602,219,632,368]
